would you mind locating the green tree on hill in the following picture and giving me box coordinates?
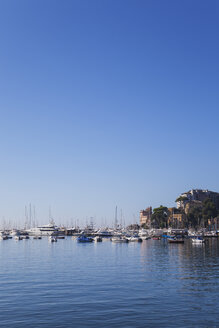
[202,198,218,227]
[151,206,168,228]
[187,206,202,228]
[175,196,189,202]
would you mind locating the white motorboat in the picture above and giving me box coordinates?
[0,231,8,240]
[127,236,142,242]
[10,229,20,236]
[94,236,102,242]
[138,229,149,239]
[49,236,57,242]
[192,237,205,243]
[111,236,128,243]
[14,235,24,240]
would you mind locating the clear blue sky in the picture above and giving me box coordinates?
[0,0,218,227]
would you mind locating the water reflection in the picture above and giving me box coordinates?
[139,238,219,285]
[0,237,219,327]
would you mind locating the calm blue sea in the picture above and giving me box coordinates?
[0,237,219,327]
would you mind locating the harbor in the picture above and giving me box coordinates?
[0,190,219,327]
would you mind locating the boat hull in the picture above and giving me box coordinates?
[77,236,93,242]
[111,237,128,243]
[168,239,184,244]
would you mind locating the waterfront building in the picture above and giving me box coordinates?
[140,207,152,227]
[168,208,187,229]
[207,216,219,231]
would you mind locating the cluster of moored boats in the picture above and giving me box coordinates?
[0,225,217,244]
[76,235,143,243]
[75,227,216,244]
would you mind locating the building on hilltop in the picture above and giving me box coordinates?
[140,207,152,227]
[176,189,219,210]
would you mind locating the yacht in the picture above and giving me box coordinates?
[26,223,59,236]
[96,229,113,237]
[127,236,142,242]
[111,236,129,243]
[139,229,150,240]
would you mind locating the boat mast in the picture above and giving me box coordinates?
[114,206,118,230]
[29,203,32,229]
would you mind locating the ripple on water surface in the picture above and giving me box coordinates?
[0,238,219,327]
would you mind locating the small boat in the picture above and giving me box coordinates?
[152,236,161,240]
[10,229,20,236]
[127,236,142,242]
[77,235,93,243]
[192,237,205,243]
[49,236,57,242]
[94,236,102,242]
[14,235,24,240]
[56,236,65,239]
[21,235,29,239]
[168,237,184,244]
[111,236,128,243]
[33,236,42,239]
[0,232,8,240]
[0,235,8,240]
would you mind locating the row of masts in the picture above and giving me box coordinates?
[0,205,135,230]
[25,203,37,229]
[25,204,56,229]
[114,205,127,230]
